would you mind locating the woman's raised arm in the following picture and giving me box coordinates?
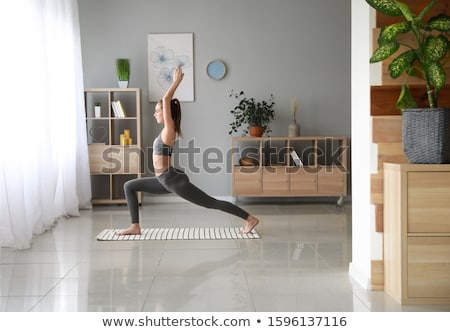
[161,66,184,141]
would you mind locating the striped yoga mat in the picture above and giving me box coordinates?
[96,227,260,241]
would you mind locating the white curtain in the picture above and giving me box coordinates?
[0,0,91,249]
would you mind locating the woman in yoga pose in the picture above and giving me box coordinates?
[118,66,259,235]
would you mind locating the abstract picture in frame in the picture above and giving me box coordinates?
[147,33,194,102]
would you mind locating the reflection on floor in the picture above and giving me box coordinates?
[1,202,449,312]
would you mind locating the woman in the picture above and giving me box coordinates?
[118,66,259,235]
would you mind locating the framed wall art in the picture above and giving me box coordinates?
[147,33,194,102]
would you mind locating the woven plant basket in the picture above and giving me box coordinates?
[402,108,450,164]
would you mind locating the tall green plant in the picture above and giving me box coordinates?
[367,0,450,110]
[116,58,130,81]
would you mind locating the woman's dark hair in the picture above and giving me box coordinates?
[170,98,183,137]
[159,98,183,137]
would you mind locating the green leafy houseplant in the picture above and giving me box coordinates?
[368,0,450,164]
[367,0,450,110]
[116,58,130,82]
[228,90,275,136]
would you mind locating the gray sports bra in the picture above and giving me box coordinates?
[153,134,173,156]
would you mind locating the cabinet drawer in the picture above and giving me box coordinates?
[263,166,289,193]
[289,167,317,194]
[408,237,450,298]
[109,146,141,174]
[88,145,141,174]
[317,167,346,195]
[408,172,450,232]
[233,167,261,195]
[88,144,111,173]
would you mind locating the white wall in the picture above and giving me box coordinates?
[78,0,351,196]
[368,6,384,264]
[349,0,378,289]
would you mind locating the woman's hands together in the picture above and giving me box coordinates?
[162,66,184,101]
[173,66,184,85]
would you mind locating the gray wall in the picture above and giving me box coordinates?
[78,0,351,196]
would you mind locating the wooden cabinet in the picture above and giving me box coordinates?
[84,88,142,204]
[383,163,450,304]
[231,136,348,200]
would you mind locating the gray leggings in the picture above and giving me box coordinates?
[124,167,250,223]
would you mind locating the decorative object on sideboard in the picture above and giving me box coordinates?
[116,58,130,88]
[239,157,258,167]
[288,97,300,137]
[120,129,132,145]
[367,0,450,164]
[228,90,275,137]
[89,127,107,143]
[94,102,101,118]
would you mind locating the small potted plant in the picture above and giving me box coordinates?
[228,90,275,137]
[116,58,130,88]
[367,0,450,163]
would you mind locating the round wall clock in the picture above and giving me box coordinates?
[206,60,227,80]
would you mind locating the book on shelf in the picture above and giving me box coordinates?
[116,100,127,117]
[111,101,120,117]
[111,100,127,118]
[290,150,303,167]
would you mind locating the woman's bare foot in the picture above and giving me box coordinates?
[117,223,141,236]
[242,215,259,234]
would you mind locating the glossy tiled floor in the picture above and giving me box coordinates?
[1,201,449,312]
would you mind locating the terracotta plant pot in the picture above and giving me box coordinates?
[249,126,264,137]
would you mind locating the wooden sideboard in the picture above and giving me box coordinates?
[231,136,348,202]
